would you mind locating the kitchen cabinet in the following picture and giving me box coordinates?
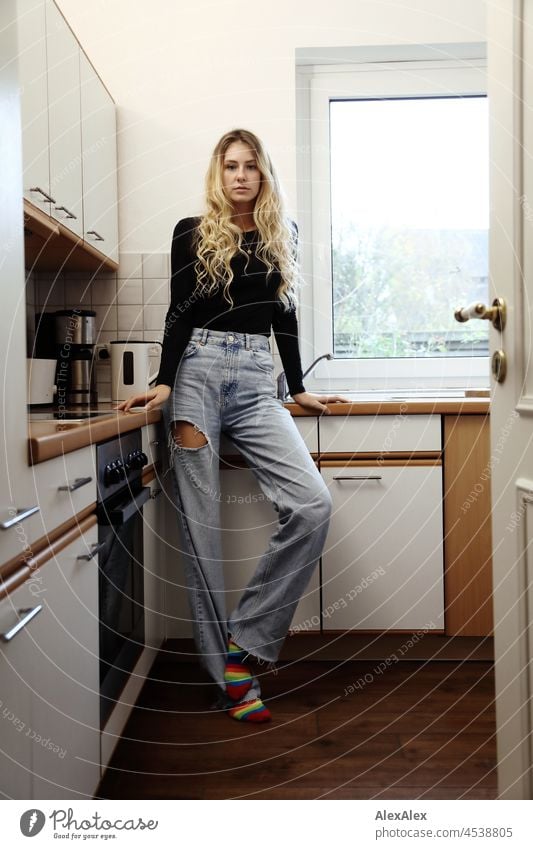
[319,414,441,454]
[321,463,444,631]
[45,0,83,238]
[80,52,119,262]
[29,517,100,799]
[443,414,493,636]
[16,0,119,269]
[0,517,100,800]
[0,0,42,575]
[17,0,51,213]
[1,444,96,571]
[0,578,41,799]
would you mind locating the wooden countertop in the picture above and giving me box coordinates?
[285,398,490,417]
[28,405,162,464]
[28,397,490,465]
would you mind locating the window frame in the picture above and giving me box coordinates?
[296,58,489,392]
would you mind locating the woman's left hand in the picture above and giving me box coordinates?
[290,391,352,415]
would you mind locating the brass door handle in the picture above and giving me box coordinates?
[454,298,506,331]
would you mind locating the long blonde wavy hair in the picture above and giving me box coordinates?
[193,129,299,310]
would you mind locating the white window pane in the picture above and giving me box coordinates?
[330,96,489,359]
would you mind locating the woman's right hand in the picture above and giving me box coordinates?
[115,384,171,413]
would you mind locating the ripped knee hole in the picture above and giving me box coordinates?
[171,420,208,449]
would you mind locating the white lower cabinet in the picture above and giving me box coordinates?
[220,468,320,630]
[0,520,100,800]
[321,464,444,631]
[0,580,41,799]
[29,520,100,798]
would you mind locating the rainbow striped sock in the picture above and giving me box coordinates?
[224,637,253,702]
[228,697,272,723]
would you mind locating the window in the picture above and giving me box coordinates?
[297,56,489,391]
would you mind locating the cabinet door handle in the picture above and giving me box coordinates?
[332,475,382,481]
[55,205,77,219]
[0,505,40,529]
[1,605,43,642]
[76,541,106,561]
[30,186,56,204]
[86,230,104,241]
[150,487,163,499]
[58,476,93,492]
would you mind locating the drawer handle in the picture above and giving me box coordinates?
[149,440,160,446]
[0,505,40,529]
[77,541,106,561]
[58,476,93,493]
[30,186,56,204]
[86,229,104,241]
[1,605,43,642]
[332,475,382,481]
[55,205,77,220]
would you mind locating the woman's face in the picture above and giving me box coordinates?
[221,141,262,209]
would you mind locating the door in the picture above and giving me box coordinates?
[321,464,444,631]
[488,0,533,799]
[45,0,83,237]
[80,52,119,262]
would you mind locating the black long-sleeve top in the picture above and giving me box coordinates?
[155,217,306,395]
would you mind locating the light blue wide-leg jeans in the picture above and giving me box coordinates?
[164,327,332,709]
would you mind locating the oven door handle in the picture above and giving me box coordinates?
[100,486,151,526]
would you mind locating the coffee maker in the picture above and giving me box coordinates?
[34,309,98,407]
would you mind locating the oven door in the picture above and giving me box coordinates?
[98,485,150,729]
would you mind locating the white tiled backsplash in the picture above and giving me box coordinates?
[27,251,284,403]
[27,253,170,402]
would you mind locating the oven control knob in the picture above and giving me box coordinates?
[126,449,148,470]
[104,460,126,485]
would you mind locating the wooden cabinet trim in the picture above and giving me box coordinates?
[24,199,118,272]
[0,506,96,591]
[320,458,442,467]
[443,414,493,636]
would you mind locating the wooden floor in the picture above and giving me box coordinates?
[96,656,497,800]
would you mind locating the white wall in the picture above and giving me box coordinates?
[55,0,486,253]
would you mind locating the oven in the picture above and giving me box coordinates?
[96,429,149,729]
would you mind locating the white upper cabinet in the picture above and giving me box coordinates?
[17,0,51,212]
[45,0,83,237]
[80,52,119,262]
[16,0,118,263]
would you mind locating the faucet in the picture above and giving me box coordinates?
[276,353,333,401]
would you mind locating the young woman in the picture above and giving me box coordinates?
[117,129,348,722]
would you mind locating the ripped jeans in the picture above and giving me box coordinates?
[162,327,332,709]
